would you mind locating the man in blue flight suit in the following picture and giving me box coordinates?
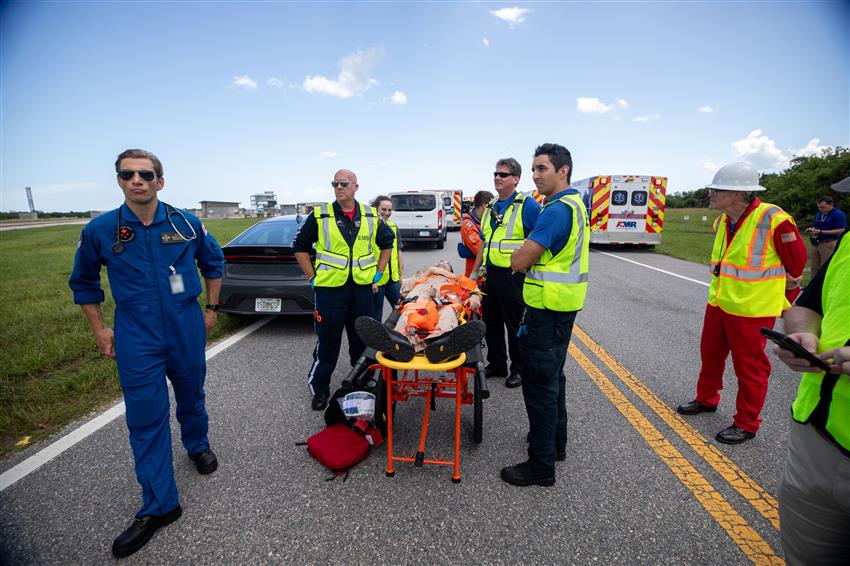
[293,169,394,411]
[503,143,589,487]
[470,158,541,389]
[69,149,224,558]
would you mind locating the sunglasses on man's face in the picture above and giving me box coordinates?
[118,169,156,182]
[493,172,514,179]
[331,180,352,188]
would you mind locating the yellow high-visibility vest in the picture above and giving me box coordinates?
[708,201,794,317]
[482,193,528,268]
[523,192,590,312]
[792,232,850,452]
[313,202,379,287]
[376,219,399,285]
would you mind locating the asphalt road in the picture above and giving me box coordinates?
[0,230,796,564]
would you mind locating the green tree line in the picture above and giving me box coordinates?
[667,147,850,224]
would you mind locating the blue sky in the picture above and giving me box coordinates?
[1,1,847,213]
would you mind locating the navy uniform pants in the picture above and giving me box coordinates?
[115,299,209,518]
[482,266,525,376]
[519,306,577,476]
[309,283,374,396]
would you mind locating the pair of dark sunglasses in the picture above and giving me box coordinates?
[493,171,514,179]
[331,180,352,188]
[118,169,156,182]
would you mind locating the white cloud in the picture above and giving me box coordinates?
[318,151,338,160]
[731,129,789,169]
[303,47,384,98]
[490,7,530,26]
[633,116,649,123]
[695,159,718,172]
[793,138,829,158]
[390,91,407,105]
[576,97,612,113]
[232,75,257,90]
[617,98,628,108]
[267,77,284,88]
[482,37,490,47]
[698,105,714,113]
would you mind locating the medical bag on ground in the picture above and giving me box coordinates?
[303,420,383,481]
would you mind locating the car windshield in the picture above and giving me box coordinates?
[392,194,437,212]
[230,220,301,246]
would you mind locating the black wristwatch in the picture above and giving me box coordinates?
[205,304,220,312]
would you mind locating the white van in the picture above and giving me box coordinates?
[388,190,447,249]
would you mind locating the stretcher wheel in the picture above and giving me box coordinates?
[451,477,461,484]
[472,373,483,444]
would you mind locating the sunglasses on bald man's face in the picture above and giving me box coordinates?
[118,169,156,182]
[493,172,514,179]
[331,180,352,188]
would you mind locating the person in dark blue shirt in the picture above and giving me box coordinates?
[69,149,224,558]
[806,196,847,275]
[470,158,541,389]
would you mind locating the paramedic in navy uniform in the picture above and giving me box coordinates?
[502,143,589,487]
[69,149,224,559]
[293,169,394,411]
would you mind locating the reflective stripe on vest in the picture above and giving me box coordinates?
[376,220,400,285]
[792,232,850,452]
[482,193,527,268]
[314,202,379,287]
[707,202,793,317]
[523,192,590,312]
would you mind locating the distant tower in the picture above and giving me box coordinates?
[25,187,35,212]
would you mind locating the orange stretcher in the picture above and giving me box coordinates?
[375,351,487,483]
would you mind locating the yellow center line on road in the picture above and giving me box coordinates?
[572,325,780,530]
[569,343,783,565]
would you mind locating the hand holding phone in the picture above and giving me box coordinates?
[760,328,831,372]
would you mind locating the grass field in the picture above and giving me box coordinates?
[655,208,721,264]
[0,217,261,457]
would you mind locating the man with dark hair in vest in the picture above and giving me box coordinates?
[677,162,807,444]
[774,229,849,563]
[294,169,394,411]
[470,158,541,389]
[501,143,589,487]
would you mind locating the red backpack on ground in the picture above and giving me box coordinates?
[303,420,383,481]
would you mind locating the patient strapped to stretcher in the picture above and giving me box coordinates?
[355,260,486,364]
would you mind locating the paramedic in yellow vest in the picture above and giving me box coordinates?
[501,143,589,487]
[774,229,849,563]
[371,195,404,318]
[677,162,807,444]
[294,169,394,411]
[470,158,541,389]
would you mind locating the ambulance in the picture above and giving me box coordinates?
[573,175,667,246]
[437,190,464,231]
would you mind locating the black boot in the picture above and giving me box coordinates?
[354,316,414,362]
[111,505,182,558]
[424,320,486,363]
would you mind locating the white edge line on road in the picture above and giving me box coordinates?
[596,250,709,287]
[0,316,274,492]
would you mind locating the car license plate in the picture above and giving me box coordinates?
[419,230,430,237]
[255,298,282,312]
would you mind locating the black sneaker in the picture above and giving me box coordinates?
[189,448,218,475]
[500,460,555,487]
[354,316,414,362]
[676,400,717,415]
[715,425,755,445]
[112,505,182,558]
[311,392,329,411]
[424,320,486,363]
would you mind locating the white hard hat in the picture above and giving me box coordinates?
[706,162,766,192]
[341,391,375,420]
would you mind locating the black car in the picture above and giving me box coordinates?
[219,215,314,315]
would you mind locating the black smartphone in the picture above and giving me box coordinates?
[760,328,831,371]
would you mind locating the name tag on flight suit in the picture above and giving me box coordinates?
[160,231,185,244]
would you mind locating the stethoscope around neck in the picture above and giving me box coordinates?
[112,202,197,254]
